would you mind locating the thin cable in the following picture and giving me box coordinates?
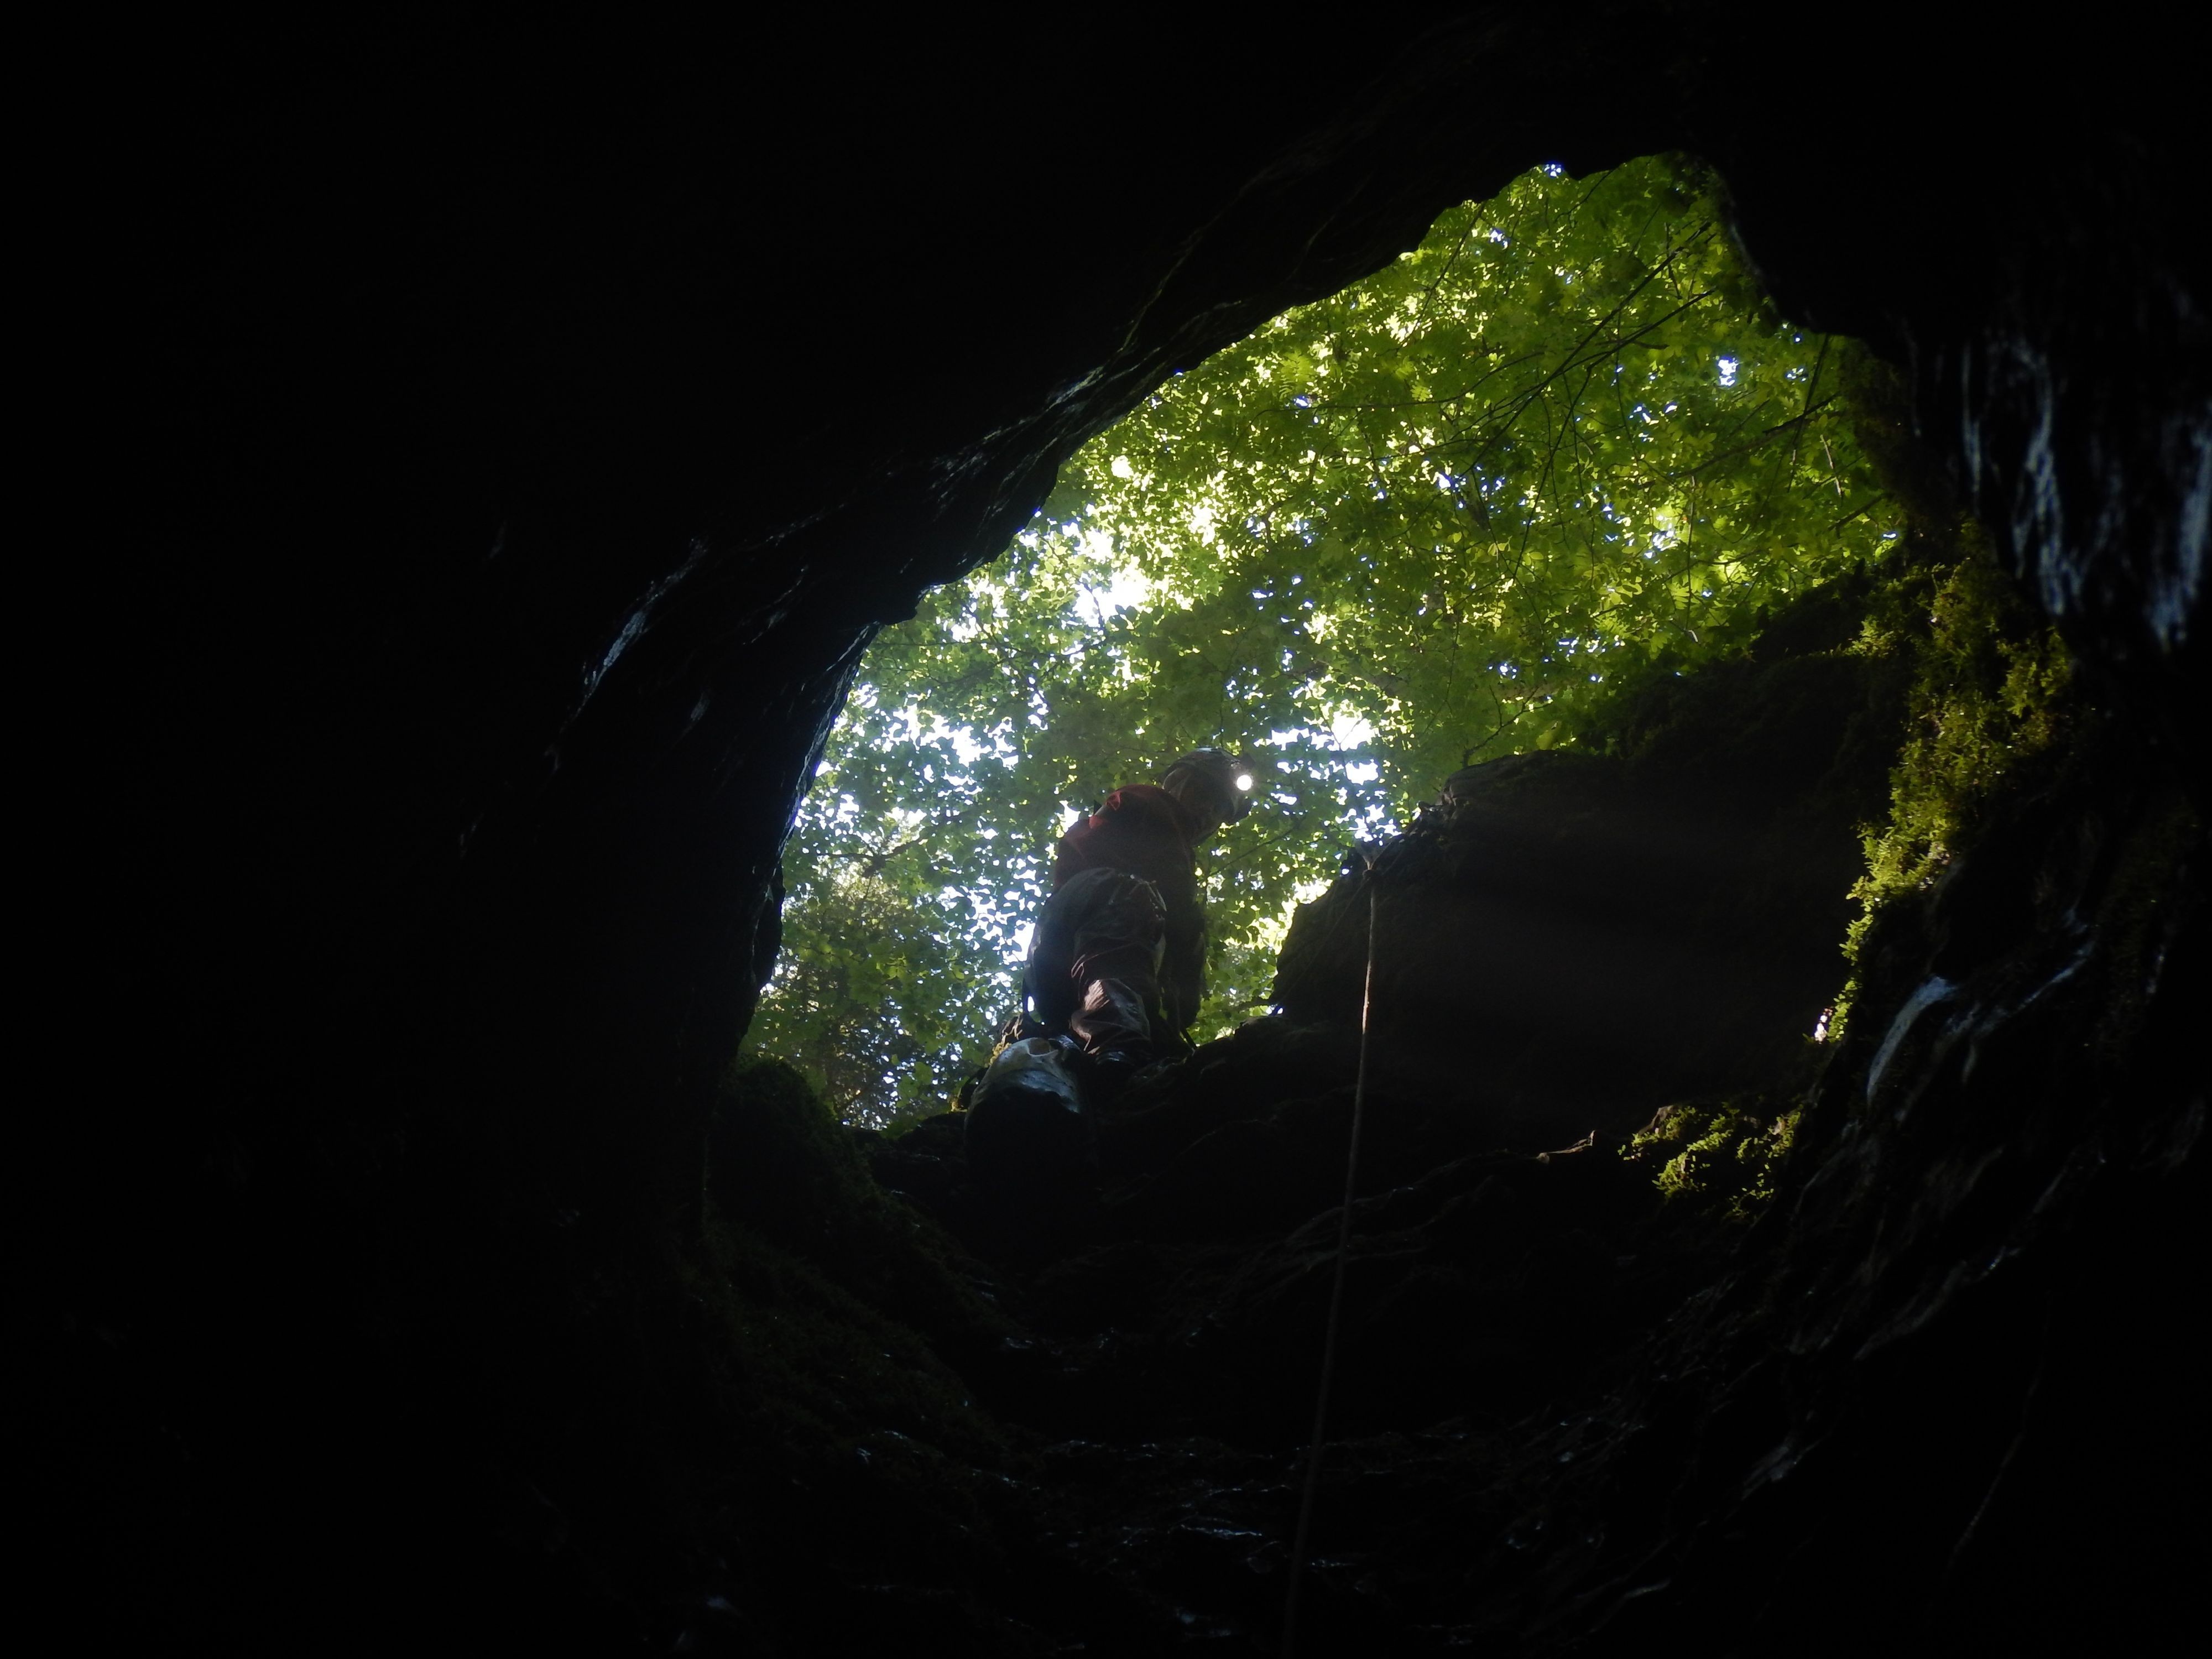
[1282,862,1379,1658]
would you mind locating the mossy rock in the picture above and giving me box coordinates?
[708,1054,1013,1359]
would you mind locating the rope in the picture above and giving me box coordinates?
[1282,854,1380,1658]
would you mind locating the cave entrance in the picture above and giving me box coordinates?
[690,102,2110,1659]
[748,152,1898,1133]
[701,143,2078,1647]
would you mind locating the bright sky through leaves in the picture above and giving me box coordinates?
[752,155,1896,1126]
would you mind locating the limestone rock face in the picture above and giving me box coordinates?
[1275,642,1900,1146]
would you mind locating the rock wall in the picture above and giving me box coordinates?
[1272,580,1907,1145]
[45,9,2206,1652]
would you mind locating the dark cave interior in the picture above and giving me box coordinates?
[45,11,2206,1655]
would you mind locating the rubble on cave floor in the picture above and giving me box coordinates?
[841,1013,1750,1650]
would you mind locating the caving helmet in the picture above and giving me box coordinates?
[1161,747,1259,825]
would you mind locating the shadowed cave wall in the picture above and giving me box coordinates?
[48,8,2205,1652]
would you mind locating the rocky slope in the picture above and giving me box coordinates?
[679,561,2201,1653]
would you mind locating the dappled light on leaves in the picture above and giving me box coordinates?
[753,155,1897,1125]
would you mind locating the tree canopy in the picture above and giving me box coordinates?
[751,154,1898,1126]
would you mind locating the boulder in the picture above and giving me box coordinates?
[1275,636,1903,1145]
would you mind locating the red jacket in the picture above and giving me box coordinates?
[1052,784,1207,1029]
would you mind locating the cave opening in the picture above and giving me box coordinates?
[59,18,2203,1656]
[696,148,2095,1652]
[753,151,1907,1134]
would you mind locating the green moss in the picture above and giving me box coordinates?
[1835,530,2075,1034]
[1625,1095,1801,1222]
[1609,357,2079,1208]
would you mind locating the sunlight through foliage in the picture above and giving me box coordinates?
[754,154,1898,1125]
